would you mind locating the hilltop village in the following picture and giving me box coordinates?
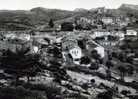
[0,7,138,99]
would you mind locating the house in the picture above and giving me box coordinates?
[126,30,137,36]
[69,46,82,59]
[133,58,138,65]
[54,24,61,31]
[113,16,130,27]
[95,35,119,47]
[102,17,113,25]
[62,34,82,64]
[96,7,107,14]
[76,17,95,29]
[4,33,16,40]
[119,21,128,27]
[86,40,105,58]
[18,34,31,41]
[79,17,95,25]
[4,32,31,41]
[114,16,121,24]
[91,29,110,39]
[125,30,137,40]
[94,46,105,58]
[30,46,39,53]
[62,45,82,65]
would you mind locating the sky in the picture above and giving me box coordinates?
[0,0,138,10]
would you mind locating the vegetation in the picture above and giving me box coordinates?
[0,4,138,99]
[0,86,48,99]
[80,56,91,65]
[23,83,62,99]
[0,45,42,84]
[97,90,113,99]
[48,19,54,28]
[118,66,127,81]
[61,22,74,31]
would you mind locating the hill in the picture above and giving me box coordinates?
[30,7,74,24]
[118,4,138,19]
[0,4,138,30]
[0,7,74,30]
[119,4,138,11]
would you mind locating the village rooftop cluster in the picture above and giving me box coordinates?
[0,6,138,99]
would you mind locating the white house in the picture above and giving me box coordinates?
[125,30,137,40]
[94,46,105,58]
[119,22,128,27]
[4,33,31,41]
[32,46,39,53]
[62,34,82,64]
[126,30,137,36]
[19,34,31,41]
[102,17,113,25]
[86,40,105,58]
[69,46,82,59]
[5,33,16,39]
[62,46,82,65]
[96,7,107,14]
[91,30,110,39]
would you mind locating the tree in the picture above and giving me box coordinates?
[106,61,113,69]
[121,27,127,33]
[89,62,99,70]
[126,56,133,64]
[52,46,62,58]
[97,90,113,99]
[118,66,127,81]
[49,61,70,83]
[75,24,83,30]
[126,65,134,75]
[78,39,86,49]
[80,56,91,65]
[118,53,125,62]
[48,19,54,28]
[91,50,101,60]
[0,45,42,84]
[61,22,74,31]
[121,90,131,96]
[111,52,118,58]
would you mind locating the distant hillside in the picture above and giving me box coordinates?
[0,7,74,30]
[119,4,138,10]
[0,10,35,30]
[118,4,138,18]
[74,8,88,12]
[30,7,74,24]
[0,4,138,31]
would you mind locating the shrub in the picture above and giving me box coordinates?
[0,86,47,99]
[23,83,62,99]
[65,93,88,99]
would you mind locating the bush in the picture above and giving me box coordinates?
[89,63,99,70]
[80,56,91,65]
[121,90,131,96]
[97,90,113,99]
[23,83,62,99]
[61,22,74,31]
[0,86,47,99]
[65,93,88,99]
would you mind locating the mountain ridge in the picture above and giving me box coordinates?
[0,4,138,30]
